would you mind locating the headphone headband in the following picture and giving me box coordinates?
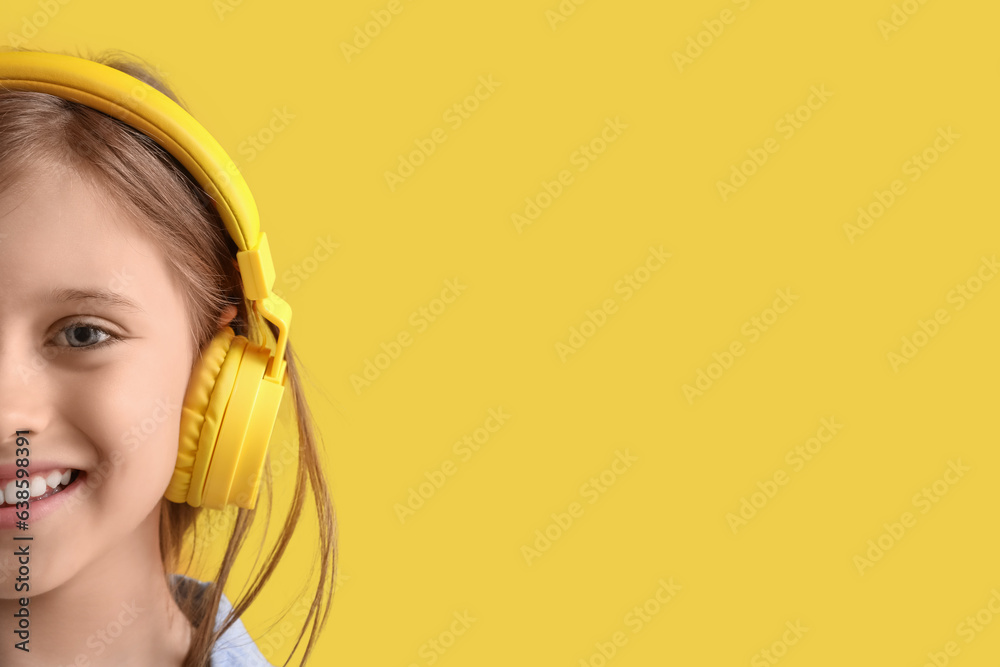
[0,51,290,382]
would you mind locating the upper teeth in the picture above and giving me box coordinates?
[0,469,73,505]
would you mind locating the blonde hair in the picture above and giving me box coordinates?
[0,47,337,667]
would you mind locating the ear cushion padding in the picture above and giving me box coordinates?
[167,324,286,510]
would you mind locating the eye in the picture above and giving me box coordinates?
[52,322,123,351]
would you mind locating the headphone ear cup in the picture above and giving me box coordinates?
[166,325,287,511]
[201,335,277,510]
[165,327,239,506]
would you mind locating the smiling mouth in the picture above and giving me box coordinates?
[0,469,83,507]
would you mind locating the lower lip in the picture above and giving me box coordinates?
[0,472,88,531]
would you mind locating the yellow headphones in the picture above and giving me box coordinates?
[0,51,291,511]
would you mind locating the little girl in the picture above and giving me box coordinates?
[0,47,337,666]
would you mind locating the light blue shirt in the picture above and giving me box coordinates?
[171,575,274,666]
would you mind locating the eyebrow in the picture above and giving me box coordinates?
[49,288,145,314]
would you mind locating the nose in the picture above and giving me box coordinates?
[0,344,53,441]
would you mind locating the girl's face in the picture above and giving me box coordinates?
[0,164,196,595]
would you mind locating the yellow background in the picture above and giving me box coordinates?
[5,0,1000,664]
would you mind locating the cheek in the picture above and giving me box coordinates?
[66,347,192,497]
